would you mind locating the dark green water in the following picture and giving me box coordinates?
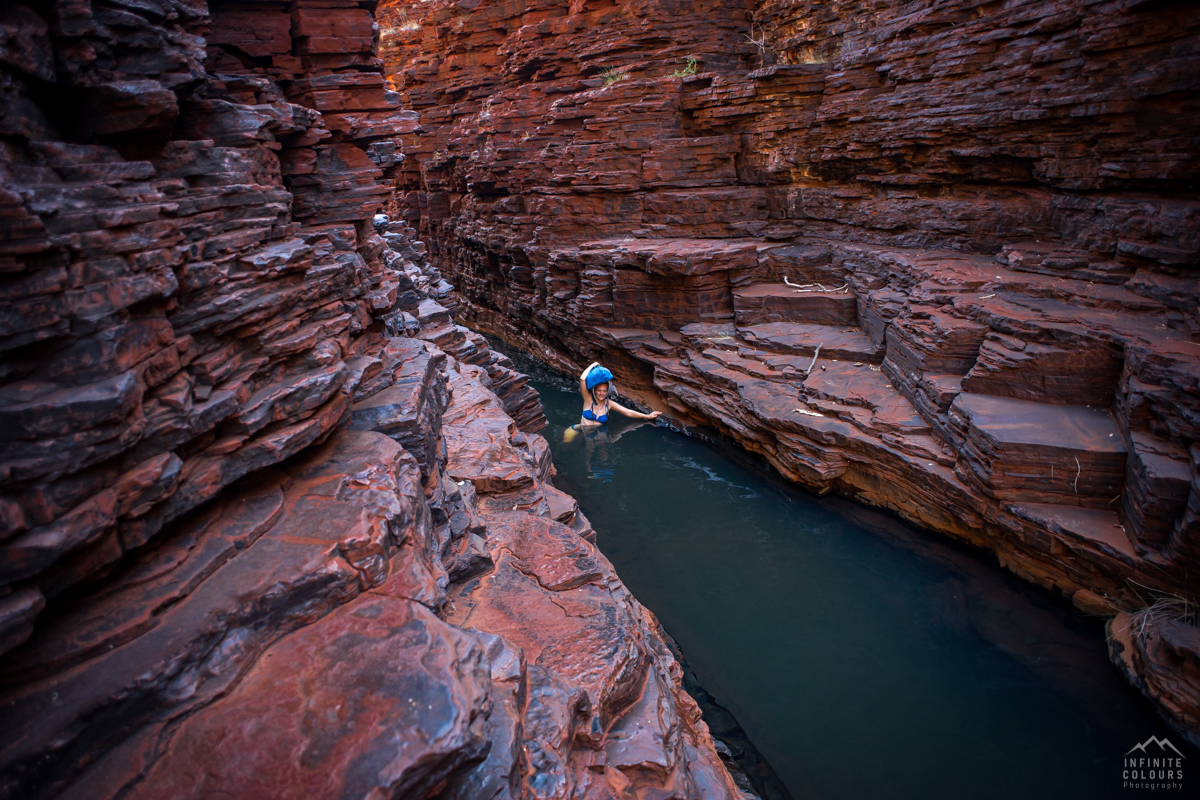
[513,356,1187,800]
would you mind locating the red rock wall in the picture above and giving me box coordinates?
[0,0,409,643]
[0,1,745,797]
[383,0,1200,742]
[386,0,1199,255]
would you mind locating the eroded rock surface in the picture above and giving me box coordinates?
[381,0,1200,744]
[1109,611,1200,751]
[1,341,741,799]
[0,2,742,798]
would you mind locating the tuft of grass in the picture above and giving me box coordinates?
[1115,583,1198,641]
[795,45,827,65]
[389,9,421,33]
[599,67,627,87]
[669,56,699,78]
[1130,595,1197,635]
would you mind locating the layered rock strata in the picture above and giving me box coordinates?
[0,320,743,799]
[381,0,1200,742]
[0,1,743,797]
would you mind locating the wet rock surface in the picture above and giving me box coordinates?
[381,0,1200,744]
[0,2,742,798]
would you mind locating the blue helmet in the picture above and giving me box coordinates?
[585,366,614,389]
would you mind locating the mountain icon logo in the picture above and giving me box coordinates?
[1125,736,1187,758]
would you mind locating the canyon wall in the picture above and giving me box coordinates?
[381,0,1200,744]
[0,1,748,796]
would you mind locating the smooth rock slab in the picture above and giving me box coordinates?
[450,511,648,733]
[124,595,491,800]
[739,321,883,362]
[442,366,540,502]
[733,283,857,325]
[952,393,1127,504]
[1008,503,1140,565]
[953,393,1127,452]
[487,511,603,593]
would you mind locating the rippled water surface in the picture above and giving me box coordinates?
[509,353,1184,800]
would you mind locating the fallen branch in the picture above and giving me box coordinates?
[783,276,814,288]
[1073,456,1081,494]
[791,283,848,294]
[806,343,822,375]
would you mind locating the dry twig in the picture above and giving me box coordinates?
[744,20,768,61]
[806,343,822,375]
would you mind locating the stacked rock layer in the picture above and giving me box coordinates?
[0,1,747,797]
[380,0,1200,744]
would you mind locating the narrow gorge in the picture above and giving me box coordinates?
[0,0,1196,798]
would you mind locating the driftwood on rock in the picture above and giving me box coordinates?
[806,344,823,375]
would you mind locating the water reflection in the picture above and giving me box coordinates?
[561,416,658,482]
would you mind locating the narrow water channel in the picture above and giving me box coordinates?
[505,350,1184,799]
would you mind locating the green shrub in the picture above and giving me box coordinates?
[669,56,699,78]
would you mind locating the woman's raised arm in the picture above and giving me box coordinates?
[579,362,601,398]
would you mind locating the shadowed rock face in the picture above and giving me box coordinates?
[380,0,1200,744]
[0,2,744,798]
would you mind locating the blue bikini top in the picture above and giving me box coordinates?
[582,403,609,423]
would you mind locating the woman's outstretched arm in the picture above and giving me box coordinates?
[607,400,662,421]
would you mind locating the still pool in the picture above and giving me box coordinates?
[509,352,1187,800]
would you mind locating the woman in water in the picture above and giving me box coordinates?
[563,362,661,441]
